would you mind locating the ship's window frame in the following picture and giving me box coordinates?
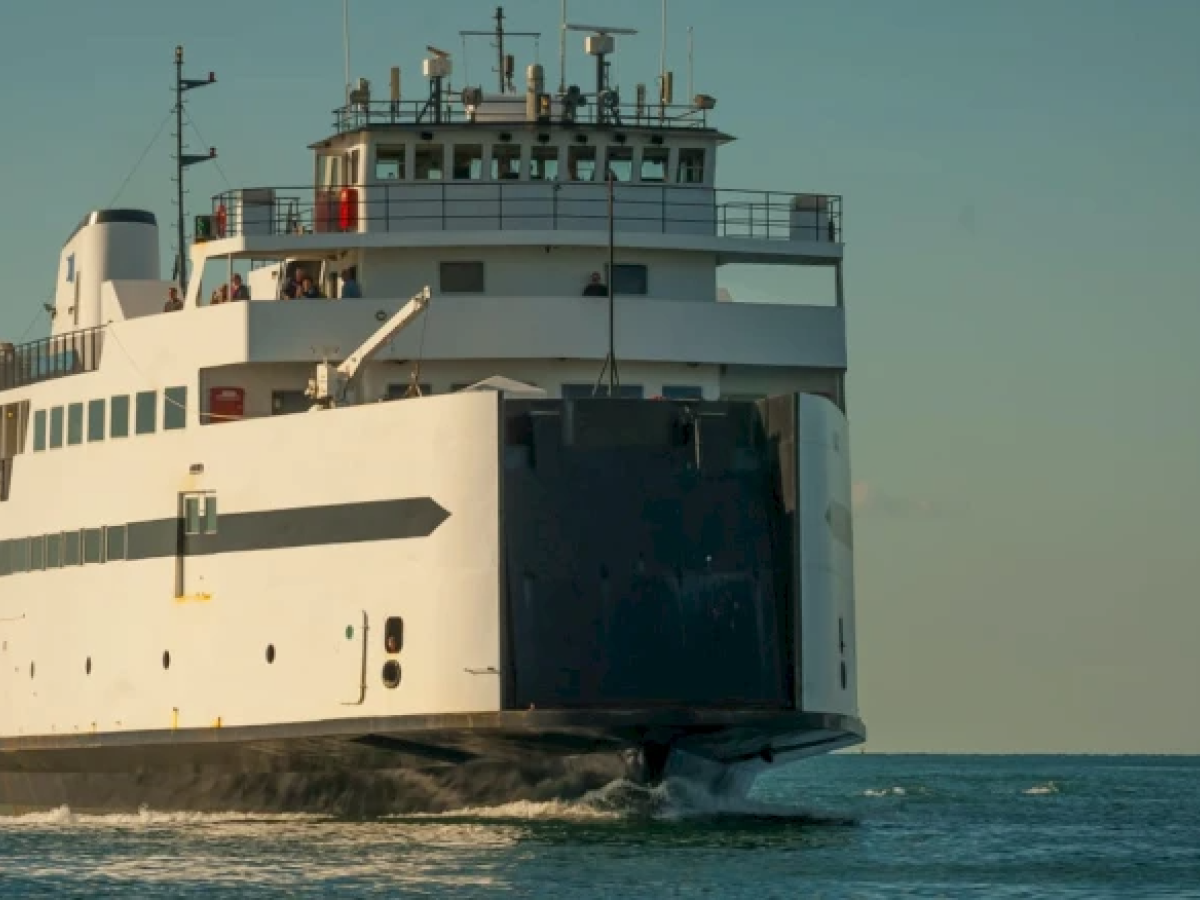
[490,143,522,180]
[452,144,484,180]
[67,402,84,446]
[45,532,62,568]
[605,263,648,296]
[439,261,485,294]
[414,143,444,180]
[105,525,127,562]
[110,395,130,439]
[49,406,64,449]
[530,144,559,181]
[87,398,105,442]
[677,148,706,184]
[33,409,46,452]
[135,390,157,435]
[604,146,634,182]
[82,528,103,565]
[661,385,703,400]
[567,145,596,182]
[641,146,669,183]
[164,386,187,431]
[184,493,218,537]
[375,145,407,181]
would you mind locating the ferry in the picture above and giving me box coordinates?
[0,7,863,815]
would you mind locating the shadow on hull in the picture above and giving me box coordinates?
[0,710,864,817]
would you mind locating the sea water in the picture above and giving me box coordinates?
[0,754,1196,898]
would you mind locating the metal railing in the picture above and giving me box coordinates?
[0,326,105,391]
[209,184,843,244]
[332,99,712,134]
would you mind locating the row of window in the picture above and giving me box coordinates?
[31,387,187,452]
[438,261,648,295]
[324,143,707,187]
[0,525,129,577]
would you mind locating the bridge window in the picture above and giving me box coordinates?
[641,147,669,182]
[272,390,309,416]
[531,145,559,180]
[375,145,406,181]
[63,529,81,566]
[164,386,187,431]
[105,525,126,562]
[605,263,648,295]
[414,143,443,180]
[87,399,105,441]
[662,385,703,400]
[135,391,157,435]
[605,146,633,182]
[491,144,521,180]
[453,144,484,180]
[678,148,706,184]
[33,410,46,452]
[440,261,485,294]
[67,402,84,446]
[45,533,61,568]
[562,383,644,399]
[110,395,130,438]
[28,535,43,570]
[567,145,595,181]
[83,528,102,564]
[49,407,64,449]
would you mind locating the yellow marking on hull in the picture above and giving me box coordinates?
[174,592,213,605]
[212,717,222,729]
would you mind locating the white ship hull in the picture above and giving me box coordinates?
[0,390,862,815]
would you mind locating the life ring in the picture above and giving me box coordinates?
[215,203,228,238]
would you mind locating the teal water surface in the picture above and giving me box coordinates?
[0,754,1196,898]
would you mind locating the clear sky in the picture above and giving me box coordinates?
[1,0,1197,754]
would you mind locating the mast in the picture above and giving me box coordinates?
[172,45,217,293]
[495,6,505,93]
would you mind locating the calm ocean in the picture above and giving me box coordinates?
[0,754,1196,898]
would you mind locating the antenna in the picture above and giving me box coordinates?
[558,0,567,93]
[459,7,540,95]
[566,22,637,124]
[173,45,217,295]
[343,0,351,104]
[687,25,694,99]
[659,0,667,84]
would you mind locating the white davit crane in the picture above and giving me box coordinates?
[305,286,432,409]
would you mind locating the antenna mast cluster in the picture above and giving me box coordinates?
[173,45,217,293]
[459,6,541,94]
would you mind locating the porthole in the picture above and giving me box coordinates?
[86,657,92,675]
[384,617,404,654]
[163,650,171,670]
[382,660,402,689]
[266,644,276,664]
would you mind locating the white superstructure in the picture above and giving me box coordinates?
[0,9,862,815]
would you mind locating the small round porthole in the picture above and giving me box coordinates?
[382,660,402,689]
[86,657,92,676]
[266,644,276,664]
[163,650,171,670]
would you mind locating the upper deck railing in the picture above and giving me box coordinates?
[0,326,105,392]
[331,100,713,135]
[208,184,842,244]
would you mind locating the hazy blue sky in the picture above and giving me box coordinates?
[1,0,1197,753]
